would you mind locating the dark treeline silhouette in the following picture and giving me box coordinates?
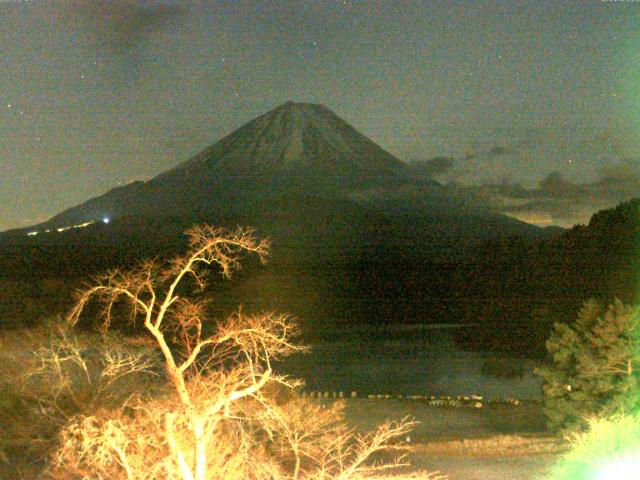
[1,197,637,353]
[451,198,640,353]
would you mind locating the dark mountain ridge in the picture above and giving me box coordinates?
[4,102,433,235]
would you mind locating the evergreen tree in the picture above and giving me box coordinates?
[535,299,640,434]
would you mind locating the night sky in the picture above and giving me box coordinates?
[1,0,638,231]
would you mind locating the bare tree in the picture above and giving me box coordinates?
[47,225,420,479]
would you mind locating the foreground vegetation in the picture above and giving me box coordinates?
[536,299,640,434]
[0,197,637,478]
[2,226,429,479]
[534,297,640,480]
[0,324,560,479]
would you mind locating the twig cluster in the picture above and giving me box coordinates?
[40,225,418,480]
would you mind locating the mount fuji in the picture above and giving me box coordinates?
[11,101,441,233]
[2,100,553,269]
[0,101,560,331]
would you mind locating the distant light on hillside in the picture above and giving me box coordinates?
[102,217,110,224]
[25,220,96,237]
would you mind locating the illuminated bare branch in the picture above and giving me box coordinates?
[49,225,420,480]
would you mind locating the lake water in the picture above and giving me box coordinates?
[280,324,543,400]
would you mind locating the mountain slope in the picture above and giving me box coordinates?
[160,101,420,188]
[1,100,553,264]
[0,101,565,339]
[11,102,430,233]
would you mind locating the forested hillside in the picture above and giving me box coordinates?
[452,198,640,352]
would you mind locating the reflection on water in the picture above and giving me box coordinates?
[279,324,542,400]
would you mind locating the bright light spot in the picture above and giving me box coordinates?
[27,231,38,236]
[596,455,640,480]
[102,217,110,224]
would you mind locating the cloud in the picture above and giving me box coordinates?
[410,156,455,177]
[457,144,517,165]
[62,1,190,55]
[501,197,596,227]
[449,161,640,227]
[538,172,586,199]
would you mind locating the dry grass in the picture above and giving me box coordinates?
[0,322,62,478]
[369,472,449,479]
[0,319,165,479]
[413,434,567,458]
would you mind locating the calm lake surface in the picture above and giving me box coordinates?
[280,324,543,400]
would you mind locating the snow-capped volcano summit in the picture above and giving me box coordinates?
[159,101,418,189]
